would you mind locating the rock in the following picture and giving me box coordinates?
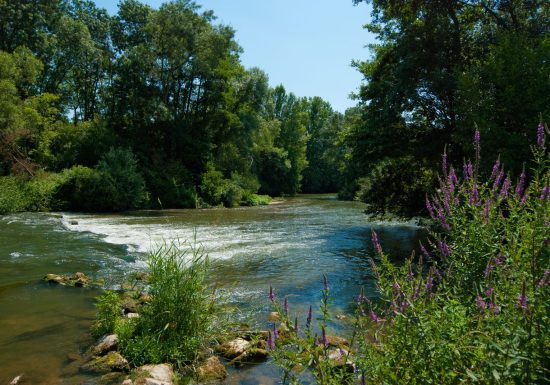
[93,334,119,356]
[9,374,23,384]
[80,351,129,374]
[196,356,227,381]
[43,272,90,287]
[268,312,280,322]
[81,372,126,385]
[121,380,133,385]
[126,312,140,319]
[335,314,347,320]
[70,220,79,225]
[67,352,82,361]
[230,348,269,365]
[134,364,174,385]
[139,294,152,303]
[44,273,66,284]
[326,348,354,372]
[122,297,139,314]
[326,335,349,347]
[216,338,251,359]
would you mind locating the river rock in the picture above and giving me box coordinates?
[230,347,269,365]
[196,356,227,381]
[326,348,354,372]
[93,334,119,356]
[9,374,23,385]
[326,335,349,347]
[126,312,140,319]
[122,297,139,314]
[133,364,174,385]
[268,312,280,322]
[43,272,91,287]
[80,351,129,374]
[216,338,250,359]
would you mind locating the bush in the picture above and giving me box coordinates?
[144,161,197,209]
[242,193,272,206]
[91,290,122,339]
[268,125,549,384]
[0,176,29,214]
[0,172,66,214]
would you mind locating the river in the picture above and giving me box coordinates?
[0,195,425,384]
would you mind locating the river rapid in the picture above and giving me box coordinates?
[0,195,425,384]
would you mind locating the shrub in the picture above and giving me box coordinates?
[268,124,549,384]
[91,290,122,339]
[0,176,29,214]
[242,193,272,206]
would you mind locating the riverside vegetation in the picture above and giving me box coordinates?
[267,128,549,384]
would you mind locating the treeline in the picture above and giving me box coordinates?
[343,0,549,216]
[0,0,346,213]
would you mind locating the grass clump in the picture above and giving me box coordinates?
[92,240,221,369]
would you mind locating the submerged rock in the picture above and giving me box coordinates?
[43,272,91,287]
[9,374,23,385]
[93,334,119,356]
[196,356,227,382]
[230,347,269,365]
[80,351,129,374]
[326,335,349,348]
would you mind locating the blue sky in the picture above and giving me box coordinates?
[93,0,375,112]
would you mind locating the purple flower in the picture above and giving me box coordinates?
[306,305,312,327]
[425,275,434,295]
[273,325,279,340]
[492,170,504,193]
[369,311,380,323]
[356,287,366,304]
[437,240,451,258]
[320,327,328,347]
[269,285,275,303]
[474,129,480,161]
[322,274,329,291]
[537,123,545,149]
[489,302,501,315]
[517,282,528,310]
[420,242,430,258]
[515,172,525,198]
[490,159,501,181]
[520,193,529,207]
[442,150,448,177]
[470,183,480,206]
[283,297,288,314]
[392,282,401,294]
[499,177,511,199]
[538,269,550,288]
[494,253,505,265]
[448,167,458,193]
[294,316,299,333]
[540,185,549,201]
[267,331,275,350]
[483,199,492,223]
[434,268,442,281]
[371,230,382,254]
[476,296,487,310]
[426,197,435,218]
[463,161,473,181]
[484,262,494,278]
[485,287,494,297]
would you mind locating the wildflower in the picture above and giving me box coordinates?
[267,331,275,350]
[437,240,451,258]
[540,185,549,201]
[356,287,366,304]
[369,311,380,323]
[537,123,545,149]
[425,275,434,296]
[490,158,500,180]
[283,297,288,314]
[520,193,529,207]
[407,266,414,281]
[485,287,494,297]
[484,262,494,278]
[306,305,312,327]
[463,161,473,181]
[320,326,328,347]
[470,183,480,206]
[273,325,279,340]
[476,296,487,310]
[489,302,501,315]
[322,274,329,291]
[492,169,504,193]
[426,196,435,218]
[294,316,299,333]
[442,150,448,177]
[482,199,492,223]
[269,285,276,303]
[499,177,511,199]
[371,230,382,254]
[494,253,505,265]
[538,269,550,288]
[434,268,442,281]
[392,282,401,294]
[515,171,525,198]
[517,282,528,310]
[420,242,430,258]
[474,129,480,162]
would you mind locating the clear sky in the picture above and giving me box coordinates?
[93,0,375,112]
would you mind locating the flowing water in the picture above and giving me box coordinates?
[0,195,425,384]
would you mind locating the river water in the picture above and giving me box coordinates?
[0,195,424,384]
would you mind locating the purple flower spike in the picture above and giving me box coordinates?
[420,242,430,258]
[474,129,481,161]
[500,177,511,199]
[321,327,328,347]
[448,167,458,193]
[425,275,434,295]
[495,253,505,265]
[470,183,480,206]
[269,285,275,303]
[369,311,380,323]
[515,171,525,198]
[483,199,492,223]
[476,296,487,311]
[517,282,528,310]
[371,230,382,254]
[490,159,501,181]
[540,185,549,201]
[267,331,275,350]
[538,269,550,288]
[442,150,448,177]
[437,240,451,258]
[492,169,504,193]
[520,193,529,207]
[484,262,494,278]
[283,297,288,314]
[323,274,329,291]
[537,123,545,149]
[485,287,494,297]
[306,305,313,327]
[294,316,299,333]
[426,197,435,219]
[273,325,279,340]
[356,287,366,304]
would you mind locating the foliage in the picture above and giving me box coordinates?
[91,290,122,339]
[242,193,272,207]
[0,176,29,214]
[345,0,549,215]
[269,127,549,384]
